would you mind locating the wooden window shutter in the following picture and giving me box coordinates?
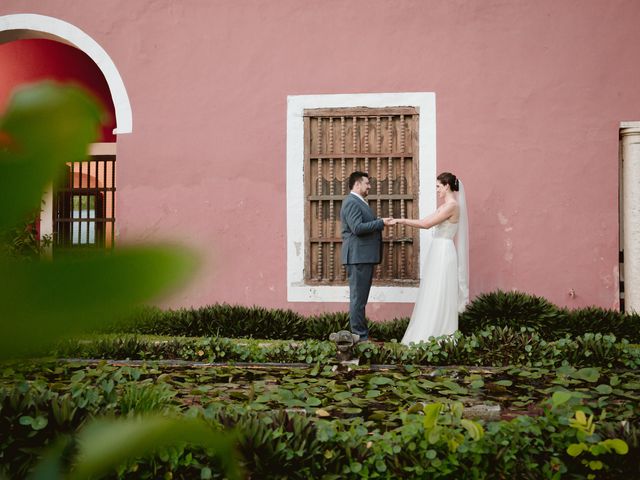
[304,107,420,286]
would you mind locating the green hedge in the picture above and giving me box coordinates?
[104,306,354,340]
[55,327,640,368]
[102,291,639,343]
[459,290,640,342]
[105,305,409,342]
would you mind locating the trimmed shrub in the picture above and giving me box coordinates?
[565,306,640,340]
[102,305,408,342]
[460,290,640,343]
[101,290,640,343]
[458,290,564,334]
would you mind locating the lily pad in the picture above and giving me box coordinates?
[494,380,513,387]
[333,391,352,401]
[570,368,600,383]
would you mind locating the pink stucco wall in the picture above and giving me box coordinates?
[2,0,639,319]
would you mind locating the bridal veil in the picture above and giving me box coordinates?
[456,180,469,312]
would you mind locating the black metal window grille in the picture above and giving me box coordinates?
[53,154,115,250]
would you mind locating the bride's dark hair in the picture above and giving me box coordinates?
[437,172,459,192]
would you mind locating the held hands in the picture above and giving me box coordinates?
[383,217,400,226]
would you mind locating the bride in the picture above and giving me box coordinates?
[391,172,469,344]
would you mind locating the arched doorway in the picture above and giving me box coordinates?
[0,13,132,251]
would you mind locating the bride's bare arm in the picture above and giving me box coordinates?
[396,203,457,229]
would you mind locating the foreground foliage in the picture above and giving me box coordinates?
[1,361,638,478]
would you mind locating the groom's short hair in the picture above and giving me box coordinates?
[349,171,369,190]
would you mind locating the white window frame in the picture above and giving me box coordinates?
[286,92,437,302]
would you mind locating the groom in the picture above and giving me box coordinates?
[341,171,393,342]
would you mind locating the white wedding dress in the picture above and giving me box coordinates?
[402,183,469,345]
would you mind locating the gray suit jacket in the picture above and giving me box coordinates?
[340,193,384,265]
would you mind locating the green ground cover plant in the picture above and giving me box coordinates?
[1,361,637,478]
[5,361,640,428]
[54,328,640,369]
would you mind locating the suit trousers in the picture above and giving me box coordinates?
[347,263,375,340]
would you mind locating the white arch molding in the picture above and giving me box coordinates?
[0,13,132,134]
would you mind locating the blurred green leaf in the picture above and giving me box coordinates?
[26,437,68,480]
[0,82,102,232]
[0,82,231,480]
[201,467,213,479]
[69,415,239,480]
[0,83,199,358]
[0,246,197,359]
